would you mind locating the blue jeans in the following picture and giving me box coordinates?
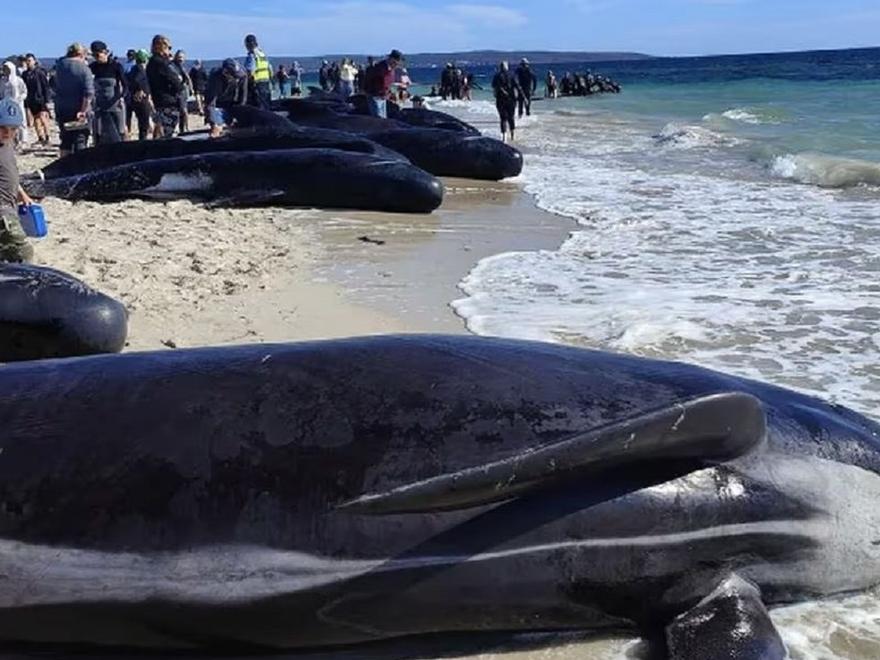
[367,96,387,119]
[339,80,354,98]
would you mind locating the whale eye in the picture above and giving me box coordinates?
[872,540,880,546]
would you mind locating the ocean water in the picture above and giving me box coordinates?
[431,48,880,659]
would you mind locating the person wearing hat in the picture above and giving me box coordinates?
[125,50,153,141]
[54,43,95,156]
[363,49,402,119]
[243,34,272,111]
[89,40,128,145]
[0,97,34,262]
[205,58,247,138]
[514,57,537,118]
[146,34,185,138]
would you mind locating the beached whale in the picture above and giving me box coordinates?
[38,127,406,179]
[29,149,444,213]
[0,263,127,362]
[394,108,482,135]
[369,128,523,180]
[0,334,878,659]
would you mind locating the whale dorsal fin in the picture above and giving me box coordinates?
[338,392,765,514]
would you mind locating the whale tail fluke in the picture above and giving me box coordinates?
[339,392,767,515]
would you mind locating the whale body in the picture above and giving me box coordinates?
[0,334,878,658]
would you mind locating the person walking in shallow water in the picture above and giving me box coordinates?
[492,61,521,144]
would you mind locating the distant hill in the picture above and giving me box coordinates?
[201,50,653,72]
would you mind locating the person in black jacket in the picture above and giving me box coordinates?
[172,50,192,133]
[205,58,246,137]
[146,34,184,139]
[492,61,522,144]
[21,54,50,145]
[126,50,153,140]
[189,60,208,116]
[514,58,537,118]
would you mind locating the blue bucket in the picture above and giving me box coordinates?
[18,204,48,238]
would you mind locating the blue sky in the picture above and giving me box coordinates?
[7,1,879,59]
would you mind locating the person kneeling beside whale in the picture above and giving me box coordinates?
[0,98,35,263]
[205,58,247,138]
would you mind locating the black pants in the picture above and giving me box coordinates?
[156,106,180,138]
[517,92,531,118]
[131,100,152,140]
[249,82,272,111]
[496,100,516,135]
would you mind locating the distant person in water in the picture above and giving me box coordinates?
[546,70,558,99]
[492,60,522,144]
[363,49,402,119]
[514,58,537,118]
[290,61,303,96]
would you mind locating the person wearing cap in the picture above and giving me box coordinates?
[205,58,247,138]
[243,34,272,111]
[89,41,128,145]
[146,34,184,138]
[54,43,95,156]
[363,49,402,119]
[514,57,537,118]
[126,50,153,141]
[122,49,137,74]
[0,97,34,262]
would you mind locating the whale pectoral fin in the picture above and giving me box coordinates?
[666,574,786,660]
[339,392,766,514]
[204,189,286,209]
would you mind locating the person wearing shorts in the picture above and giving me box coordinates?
[53,43,94,156]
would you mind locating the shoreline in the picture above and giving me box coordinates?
[18,149,572,351]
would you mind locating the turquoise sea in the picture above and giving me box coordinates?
[423,48,880,659]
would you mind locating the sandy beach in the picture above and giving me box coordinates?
[17,148,572,353]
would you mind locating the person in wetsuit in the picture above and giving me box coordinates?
[514,58,537,118]
[89,40,127,144]
[492,60,522,144]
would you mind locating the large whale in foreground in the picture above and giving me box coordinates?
[1,334,879,659]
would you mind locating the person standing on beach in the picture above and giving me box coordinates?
[146,35,184,139]
[275,64,290,98]
[514,58,537,118]
[338,58,358,99]
[171,50,192,133]
[243,34,272,111]
[0,62,29,148]
[363,49,402,119]
[54,43,95,156]
[319,60,331,92]
[89,41,128,145]
[290,61,303,96]
[0,98,34,263]
[126,50,153,141]
[492,61,521,144]
[21,55,50,145]
[189,60,208,116]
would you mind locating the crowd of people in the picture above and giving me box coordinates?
[0,36,414,153]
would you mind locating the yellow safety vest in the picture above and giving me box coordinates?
[252,49,271,83]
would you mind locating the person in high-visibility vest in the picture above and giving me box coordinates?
[244,34,272,111]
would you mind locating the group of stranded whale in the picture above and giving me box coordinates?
[3,259,880,659]
[24,93,524,214]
